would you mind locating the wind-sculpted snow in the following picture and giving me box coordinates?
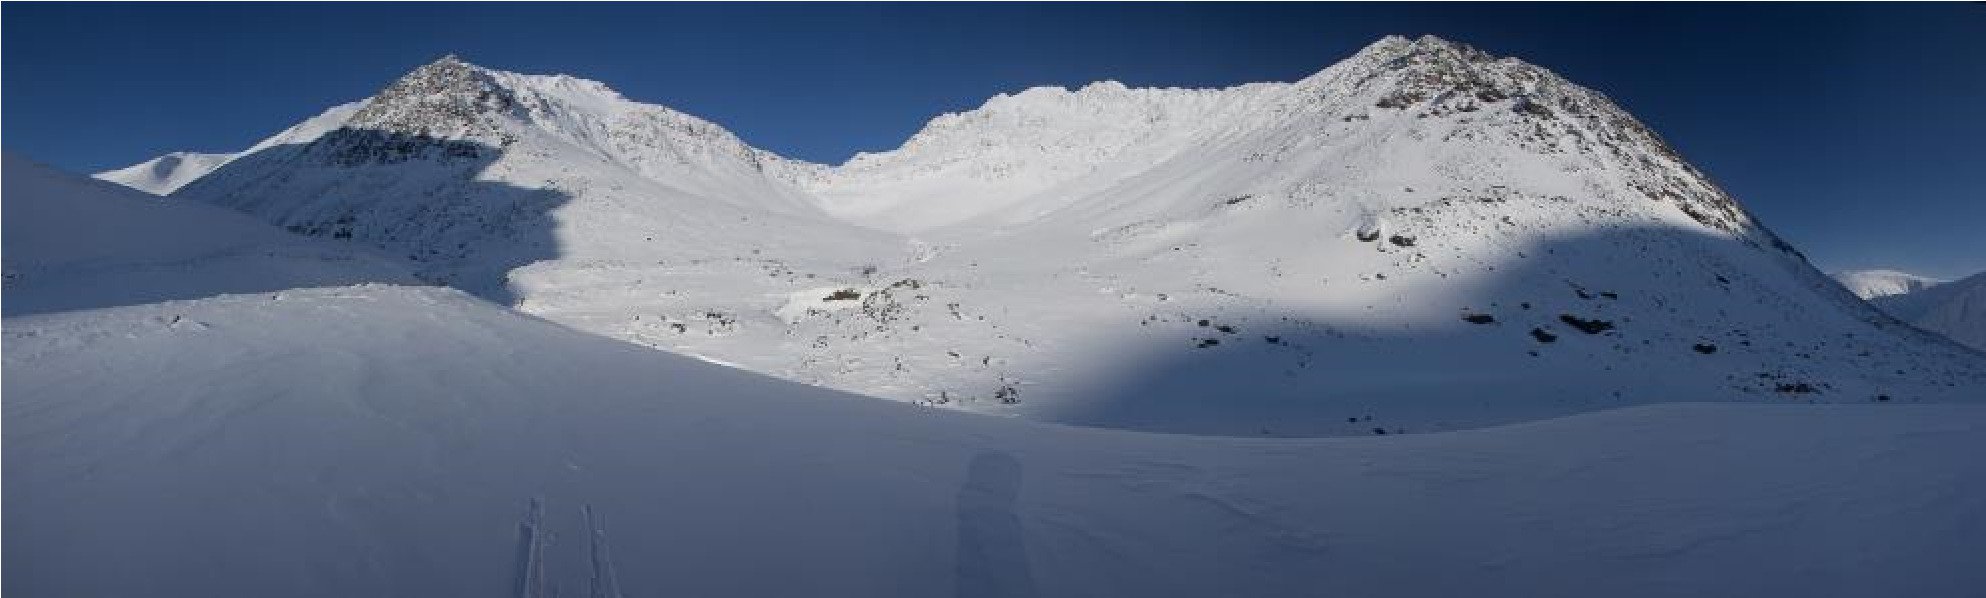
[111,35,1986,436]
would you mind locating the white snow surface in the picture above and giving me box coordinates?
[4,154,416,315]
[105,35,1986,437]
[10,282,1984,598]
[91,151,232,195]
[13,37,1986,596]
[6,165,1983,593]
[1834,268,1945,300]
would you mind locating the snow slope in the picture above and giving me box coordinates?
[1834,268,1945,300]
[132,36,1986,435]
[8,279,1984,597]
[91,151,232,194]
[3,153,415,315]
[1873,270,1986,351]
[165,57,897,304]
[92,102,365,195]
[15,75,1986,598]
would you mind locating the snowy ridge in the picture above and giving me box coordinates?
[811,35,1758,240]
[92,151,232,194]
[94,102,365,195]
[109,35,1986,435]
[809,79,1284,232]
[338,56,825,214]
[1872,271,1986,351]
[1835,268,1946,300]
[168,56,899,302]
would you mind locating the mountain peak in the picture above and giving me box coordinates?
[1352,34,1490,67]
[123,41,1986,440]
[344,53,519,140]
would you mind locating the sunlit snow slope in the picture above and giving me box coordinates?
[1835,269,1946,300]
[91,151,233,195]
[117,35,1986,435]
[12,154,1986,597]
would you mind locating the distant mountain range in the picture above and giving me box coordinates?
[91,35,1985,434]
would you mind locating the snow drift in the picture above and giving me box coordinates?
[4,153,414,315]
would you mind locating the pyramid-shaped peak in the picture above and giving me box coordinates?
[1355,34,1494,65]
[344,53,518,139]
[400,53,491,81]
[423,53,477,69]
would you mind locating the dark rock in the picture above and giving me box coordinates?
[1558,314,1614,334]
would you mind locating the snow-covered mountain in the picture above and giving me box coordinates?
[1834,268,1945,300]
[91,102,366,194]
[1827,268,1982,351]
[1871,271,1986,351]
[92,151,233,194]
[11,155,1986,597]
[161,56,894,304]
[116,35,1986,435]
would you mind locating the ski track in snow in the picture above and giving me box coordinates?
[4,280,1984,597]
[514,497,548,598]
[585,504,624,598]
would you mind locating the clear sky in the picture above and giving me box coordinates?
[4,3,1981,277]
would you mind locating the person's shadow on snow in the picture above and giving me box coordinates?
[955,451,1036,598]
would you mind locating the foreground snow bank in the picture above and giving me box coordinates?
[2,154,414,316]
[7,284,1982,598]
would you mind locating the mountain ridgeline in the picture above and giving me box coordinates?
[122,35,1985,435]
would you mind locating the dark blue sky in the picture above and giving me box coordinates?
[5,3,1981,277]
